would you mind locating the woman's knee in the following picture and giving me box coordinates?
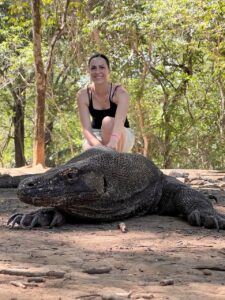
[101,116,114,131]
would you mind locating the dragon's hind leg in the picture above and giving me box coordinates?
[160,175,225,230]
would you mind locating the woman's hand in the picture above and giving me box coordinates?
[106,139,118,150]
[106,133,120,150]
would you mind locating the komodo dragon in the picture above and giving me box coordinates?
[7,147,225,230]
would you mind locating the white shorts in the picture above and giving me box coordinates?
[83,128,135,152]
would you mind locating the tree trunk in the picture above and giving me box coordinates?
[136,61,149,157]
[136,100,149,157]
[31,0,46,166]
[7,83,26,167]
[218,74,225,137]
[13,95,26,167]
[163,98,172,168]
[45,121,54,166]
[31,0,70,166]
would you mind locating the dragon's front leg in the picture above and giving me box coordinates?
[7,208,65,229]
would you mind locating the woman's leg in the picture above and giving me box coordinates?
[101,116,126,152]
[121,128,135,152]
[101,116,114,145]
[82,123,134,152]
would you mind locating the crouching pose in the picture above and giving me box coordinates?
[77,53,135,152]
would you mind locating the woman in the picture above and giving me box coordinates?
[77,53,135,152]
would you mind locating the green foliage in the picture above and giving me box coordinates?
[0,0,224,168]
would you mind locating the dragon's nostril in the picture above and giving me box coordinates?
[67,173,74,179]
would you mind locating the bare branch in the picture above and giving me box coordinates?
[45,0,71,76]
[0,120,13,166]
[18,71,35,88]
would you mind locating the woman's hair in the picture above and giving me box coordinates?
[88,53,110,69]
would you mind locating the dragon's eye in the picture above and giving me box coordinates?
[58,169,78,181]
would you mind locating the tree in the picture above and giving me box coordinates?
[0,0,34,166]
[0,0,224,169]
[31,0,70,166]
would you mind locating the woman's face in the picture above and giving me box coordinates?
[88,57,110,84]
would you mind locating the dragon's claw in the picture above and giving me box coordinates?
[188,209,225,231]
[7,208,65,229]
[188,210,201,227]
[7,213,22,226]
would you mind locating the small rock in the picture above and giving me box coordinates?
[130,292,154,299]
[83,266,112,274]
[187,175,201,182]
[160,278,174,286]
[168,171,189,178]
[118,222,128,233]
[190,179,205,185]
[203,182,219,188]
[10,281,26,289]
[101,292,129,300]
[218,182,225,188]
[203,270,212,276]
[27,277,46,283]
[201,176,216,183]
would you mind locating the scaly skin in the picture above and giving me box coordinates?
[7,147,225,230]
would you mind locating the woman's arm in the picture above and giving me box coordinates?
[77,89,102,147]
[107,86,130,149]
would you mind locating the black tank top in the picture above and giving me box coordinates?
[87,84,130,129]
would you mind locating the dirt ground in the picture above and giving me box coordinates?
[0,167,225,300]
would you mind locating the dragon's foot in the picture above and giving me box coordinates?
[7,208,65,229]
[188,209,225,231]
